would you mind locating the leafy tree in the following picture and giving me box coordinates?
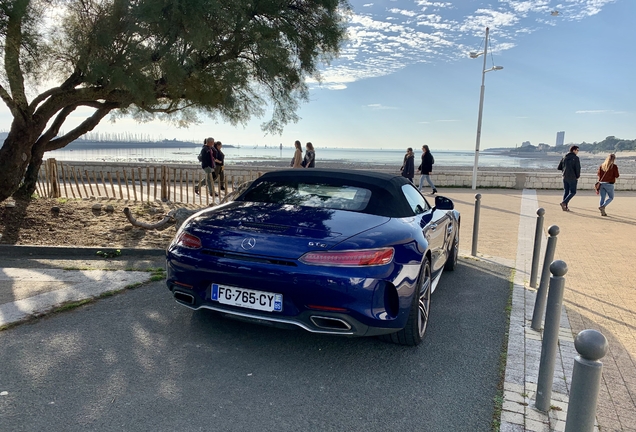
[0,0,350,202]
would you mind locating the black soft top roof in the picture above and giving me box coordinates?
[246,168,415,217]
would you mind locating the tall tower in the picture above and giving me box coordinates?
[556,131,565,146]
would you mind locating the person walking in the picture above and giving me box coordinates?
[291,140,303,168]
[213,141,225,191]
[195,137,216,196]
[303,142,316,168]
[597,153,620,216]
[557,145,581,211]
[418,145,437,194]
[401,147,415,183]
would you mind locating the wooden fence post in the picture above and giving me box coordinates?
[161,166,168,201]
[46,159,60,198]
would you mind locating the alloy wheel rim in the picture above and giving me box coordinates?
[417,265,431,337]
[453,237,459,264]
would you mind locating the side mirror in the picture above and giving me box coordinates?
[435,196,454,210]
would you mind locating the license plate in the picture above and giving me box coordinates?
[210,284,283,312]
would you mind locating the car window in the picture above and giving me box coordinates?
[241,181,373,212]
[401,184,431,215]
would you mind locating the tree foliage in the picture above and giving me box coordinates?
[554,136,636,154]
[0,0,350,202]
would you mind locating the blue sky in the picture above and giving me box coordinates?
[2,0,635,150]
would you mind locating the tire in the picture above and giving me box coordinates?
[381,258,432,346]
[444,225,459,271]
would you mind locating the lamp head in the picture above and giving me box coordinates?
[469,52,481,59]
[493,66,503,70]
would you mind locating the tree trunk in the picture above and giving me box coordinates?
[14,141,47,199]
[0,124,40,203]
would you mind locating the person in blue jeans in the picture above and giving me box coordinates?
[557,145,580,211]
[597,153,620,216]
[418,145,437,194]
[195,137,216,196]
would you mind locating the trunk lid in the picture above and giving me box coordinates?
[186,202,390,259]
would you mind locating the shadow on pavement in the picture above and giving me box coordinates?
[0,258,512,432]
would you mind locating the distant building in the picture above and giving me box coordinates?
[537,143,550,151]
[556,131,565,146]
[521,141,532,147]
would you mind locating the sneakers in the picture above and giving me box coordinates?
[194,186,200,195]
[599,206,607,216]
[560,202,568,211]
[432,188,438,195]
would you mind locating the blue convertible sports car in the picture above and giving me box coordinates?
[166,169,460,346]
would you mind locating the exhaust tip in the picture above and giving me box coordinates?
[174,291,195,305]
[310,316,352,331]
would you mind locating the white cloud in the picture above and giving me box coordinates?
[575,109,624,114]
[367,103,398,110]
[316,1,618,89]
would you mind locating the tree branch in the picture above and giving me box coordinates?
[28,70,85,114]
[33,87,130,121]
[45,102,120,151]
[36,105,79,148]
[0,83,18,115]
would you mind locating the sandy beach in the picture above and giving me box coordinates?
[231,151,636,175]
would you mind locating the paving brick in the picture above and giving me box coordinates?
[455,189,636,432]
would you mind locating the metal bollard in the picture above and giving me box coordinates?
[531,225,560,330]
[471,193,481,256]
[565,330,608,432]
[529,208,545,288]
[535,260,567,412]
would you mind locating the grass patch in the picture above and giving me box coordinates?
[52,298,92,312]
[98,290,119,298]
[96,249,122,258]
[491,270,515,432]
[56,197,68,204]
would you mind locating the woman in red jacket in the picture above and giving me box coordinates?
[597,153,620,216]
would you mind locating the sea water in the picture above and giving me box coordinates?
[45,143,559,170]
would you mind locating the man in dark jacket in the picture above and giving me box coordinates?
[418,144,437,194]
[195,137,216,196]
[557,145,581,211]
[401,148,415,183]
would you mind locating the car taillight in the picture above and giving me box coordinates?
[299,248,394,266]
[174,232,202,249]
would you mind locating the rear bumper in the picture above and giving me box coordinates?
[166,251,421,336]
[169,286,397,336]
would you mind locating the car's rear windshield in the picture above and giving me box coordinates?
[240,181,373,212]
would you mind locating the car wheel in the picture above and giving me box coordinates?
[444,227,459,271]
[381,258,432,346]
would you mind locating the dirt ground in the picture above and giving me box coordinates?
[0,197,203,249]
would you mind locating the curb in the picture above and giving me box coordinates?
[0,245,166,258]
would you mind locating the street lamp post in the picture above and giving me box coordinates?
[470,27,503,190]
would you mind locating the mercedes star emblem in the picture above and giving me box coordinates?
[241,237,256,250]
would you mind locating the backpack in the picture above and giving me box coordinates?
[197,146,206,162]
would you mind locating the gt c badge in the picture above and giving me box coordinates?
[241,237,256,250]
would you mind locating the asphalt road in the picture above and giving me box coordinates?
[0,258,512,432]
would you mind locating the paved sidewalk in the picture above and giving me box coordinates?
[0,251,165,328]
[448,188,636,432]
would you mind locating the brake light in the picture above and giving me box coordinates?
[299,248,394,266]
[174,232,202,249]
